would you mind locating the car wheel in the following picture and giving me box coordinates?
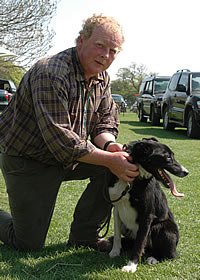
[138,106,147,122]
[163,108,175,131]
[187,110,200,138]
[151,107,160,126]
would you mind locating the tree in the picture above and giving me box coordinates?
[0,0,58,68]
[116,62,148,94]
[111,79,134,106]
[111,62,150,105]
[0,58,25,86]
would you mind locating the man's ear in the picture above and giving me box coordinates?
[77,35,83,50]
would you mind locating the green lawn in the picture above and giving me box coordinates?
[0,112,199,280]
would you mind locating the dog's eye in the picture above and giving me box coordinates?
[166,156,172,161]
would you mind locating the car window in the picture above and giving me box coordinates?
[0,81,6,90]
[112,95,124,102]
[139,81,146,95]
[178,73,189,91]
[168,73,181,91]
[154,80,169,94]
[144,81,153,94]
[0,80,16,94]
[192,73,200,91]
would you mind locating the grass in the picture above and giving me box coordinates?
[0,112,200,279]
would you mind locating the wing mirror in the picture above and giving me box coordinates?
[176,84,186,92]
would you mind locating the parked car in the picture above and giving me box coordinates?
[130,101,138,113]
[0,89,12,111]
[137,75,170,125]
[162,69,200,139]
[0,78,16,111]
[0,79,16,95]
[112,94,127,112]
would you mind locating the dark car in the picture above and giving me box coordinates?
[162,69,200,138]
[137,75,170,125]
[0,89,12,111]
[0,79,16,111]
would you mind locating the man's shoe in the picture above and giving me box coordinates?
[67,238,112,253]
[93,238,112,252]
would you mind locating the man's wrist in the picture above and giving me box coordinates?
[104,140,115,151]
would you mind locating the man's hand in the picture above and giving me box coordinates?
[106,142,123,152]
[78,139,139,182]
[106,151,139,182]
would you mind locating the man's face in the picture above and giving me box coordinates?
[77,24,123,80]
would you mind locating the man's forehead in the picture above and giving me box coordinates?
[96,39,120,51]
[93,25,123,47]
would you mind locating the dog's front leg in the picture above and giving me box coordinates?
[109,206,122,257]
[122,217,152,273]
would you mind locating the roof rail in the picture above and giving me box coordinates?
[176,69,190,73]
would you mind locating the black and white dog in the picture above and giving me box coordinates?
[108,137,188,273]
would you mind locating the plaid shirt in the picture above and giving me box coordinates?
[0,47,119,168]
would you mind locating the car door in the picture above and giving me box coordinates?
[167,72,181,119]
[142,80,153,116]
[173,73,188,121]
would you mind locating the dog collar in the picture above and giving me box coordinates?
[110,182,132,203]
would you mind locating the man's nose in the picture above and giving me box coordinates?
[101,47,110,58]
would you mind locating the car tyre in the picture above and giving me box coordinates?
[163,108,175,131]
[151,106,160,126]
[138,106,147,122]
[187,110,200,139]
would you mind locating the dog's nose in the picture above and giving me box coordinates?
[182,166,189,176]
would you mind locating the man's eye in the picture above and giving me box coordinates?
[96,43,103,48]
[110,49,117,54]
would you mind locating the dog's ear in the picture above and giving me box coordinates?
[125,141,138,154]
[129,141,154,162]
[142,137,158,142]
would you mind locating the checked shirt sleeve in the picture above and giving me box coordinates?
[31,71,95,168]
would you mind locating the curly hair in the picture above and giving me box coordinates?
[75,14,124,48]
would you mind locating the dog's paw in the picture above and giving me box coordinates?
[122,261,137,273]
[147,256,158,265]
[109,248,120,258]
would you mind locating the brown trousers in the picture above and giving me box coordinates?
[0,154,112,251]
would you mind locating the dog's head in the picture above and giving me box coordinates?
[124,137,188,197]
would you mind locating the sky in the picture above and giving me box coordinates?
[48,0,200,80]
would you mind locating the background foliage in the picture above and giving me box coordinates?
[1,1,156,92]
[0,0,58,68]
[111,62,158,106]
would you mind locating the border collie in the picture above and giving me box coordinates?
[108,137,188,273]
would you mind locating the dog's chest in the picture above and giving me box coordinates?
[109,181,139,238]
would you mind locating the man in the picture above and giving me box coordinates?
[0,14,139,252]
